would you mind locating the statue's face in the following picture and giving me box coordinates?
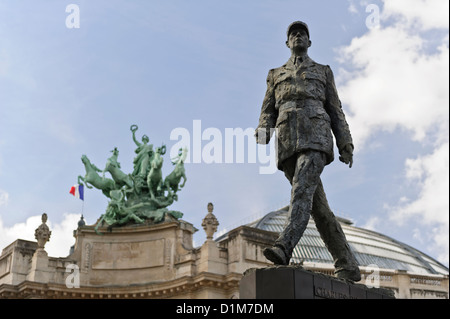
[287,27,310,51]
[142,135,149,144]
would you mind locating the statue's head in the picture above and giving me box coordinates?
[286,21,311,51]
[142,135,149,144]
[180,147,188,161]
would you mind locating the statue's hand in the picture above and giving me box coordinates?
[255,128,271,145]
[130,124,138,133]
[339,144,354,168]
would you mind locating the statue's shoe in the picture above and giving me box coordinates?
[263,246,289,265]
[335,268,361,282]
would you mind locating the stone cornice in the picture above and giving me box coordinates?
[0,272,243,299]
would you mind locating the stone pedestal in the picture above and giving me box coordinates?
[69,219,197,286]
[240,266,395,299]
[26,249,51,283]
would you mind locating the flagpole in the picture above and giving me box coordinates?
[70,183,85,219]
[80,183,85,217]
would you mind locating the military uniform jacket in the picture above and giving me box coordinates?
[256,56,353,171]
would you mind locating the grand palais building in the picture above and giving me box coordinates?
[0,204,448,299]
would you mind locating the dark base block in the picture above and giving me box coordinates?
[240,266,395,299]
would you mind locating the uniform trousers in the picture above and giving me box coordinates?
[275,150,359,273]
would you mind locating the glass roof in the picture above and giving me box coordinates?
[246,207,449,275]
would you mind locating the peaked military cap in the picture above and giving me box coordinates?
[287,21,310,39]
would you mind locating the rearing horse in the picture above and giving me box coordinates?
[78,154,116,198]
[164,147,187,197]
[103,147,134,190]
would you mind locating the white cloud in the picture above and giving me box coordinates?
[338,26,448,147]
[337,0,449,148]
[383,0,449,30]
[0,215,41,250]
[0,213,80,258]
[337,0,449,265]
[431,226,450,264]
[390,143,449,263]
[45,213,80,257]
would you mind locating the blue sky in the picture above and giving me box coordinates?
[0,0,448,268]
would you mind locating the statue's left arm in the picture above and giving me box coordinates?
[324,66,354,167]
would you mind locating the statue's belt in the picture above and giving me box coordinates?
[276,99,323,111]
[276,100,329,120]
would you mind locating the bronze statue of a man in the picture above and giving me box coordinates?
[255,21,361,281]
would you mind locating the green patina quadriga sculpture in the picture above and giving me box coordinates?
[77,125,187,233]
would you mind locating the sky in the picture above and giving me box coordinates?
[0,0,448,268]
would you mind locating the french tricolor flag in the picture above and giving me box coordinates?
[69,184,84,200]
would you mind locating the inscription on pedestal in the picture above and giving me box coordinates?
[314,286,355,299]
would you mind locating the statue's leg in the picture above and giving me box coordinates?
[148,180,156,198]
[147,175,153,197]
[282,157,296,185]
[272,151,326,263]
[140,157,149,177]
[311,180,361,281]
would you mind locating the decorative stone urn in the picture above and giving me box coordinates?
[35,213,51,250]
[201,203,219,240]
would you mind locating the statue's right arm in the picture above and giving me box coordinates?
[132,131,141,147]
[255,69,278,144]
